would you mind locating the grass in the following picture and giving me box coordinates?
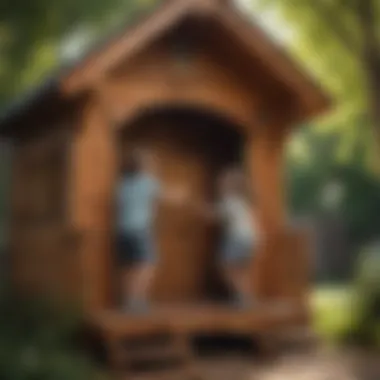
[310,285,356,344]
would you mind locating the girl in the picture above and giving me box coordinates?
[200,167,259,308]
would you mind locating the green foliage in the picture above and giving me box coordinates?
[0,288,107,380]
[349,243,380,346]
[313,246,380,348]
[0,0,159,109]
[0,141,11,252]
[287,128,339,215]
[287,127,380,248]
[339,167,380,245]
[311,286,355,344]
[253,0,380,171]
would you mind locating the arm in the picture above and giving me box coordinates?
[157,186,190,206]
[157,184,222,220]
[194,200,221,221]
[186,197,227,224]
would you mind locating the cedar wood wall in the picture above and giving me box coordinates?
[9,116,83,305]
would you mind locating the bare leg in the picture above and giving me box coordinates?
[128,263,156,308]
[240,262,253,301]
[222,265,243,297]
[222,263,252,306]
[120,267,132,308]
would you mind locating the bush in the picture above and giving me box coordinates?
[311,285,354,344]
[0,288,107,380]
[349,243,380,346]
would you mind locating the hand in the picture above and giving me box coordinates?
[189,200,216,220]
[165,186,190,204]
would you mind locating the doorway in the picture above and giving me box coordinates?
[114,106,245,305]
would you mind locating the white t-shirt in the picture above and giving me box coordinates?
[219,195,258,242]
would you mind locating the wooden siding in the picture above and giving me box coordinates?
[9,125,78,302]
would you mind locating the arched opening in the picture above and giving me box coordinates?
[113,105,249,306]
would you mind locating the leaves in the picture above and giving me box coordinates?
[252,0,380,169]
[0,0,159,109]
[0,289,103,380]
[286,125,380,248]
[253,0,380,244]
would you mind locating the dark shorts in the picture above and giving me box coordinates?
[221,235,254,264]
[116,230,156,266]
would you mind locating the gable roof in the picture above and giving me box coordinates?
[0,0,331,136]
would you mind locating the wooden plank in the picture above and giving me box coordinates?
[9,126,77,302]
[89,302,304,339]
[11,128,71,227]
[251,226,312,309]
[61,0,330,126]
[62,0,195,93]
[10,225,82,303]
[101,38,258,130]
[215,4,330,119]
[69,95,117,312]
[88,310,169,337]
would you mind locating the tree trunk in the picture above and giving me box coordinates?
[357,0,380,162]
[363,47,380,158]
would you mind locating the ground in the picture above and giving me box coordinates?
[128,346,379,380]
[252,347,379,380]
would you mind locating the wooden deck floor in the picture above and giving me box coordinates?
[87,302,310,377]
[88,301,306,338]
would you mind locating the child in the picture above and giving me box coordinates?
[116,147,187,313]
[199,167,259,308]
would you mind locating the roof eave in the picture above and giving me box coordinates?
[216,4,332,122]
[0,0,332,135]
[0,78,60,137]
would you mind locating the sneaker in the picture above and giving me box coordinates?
[123,299,150,315]
[232,294,255,310]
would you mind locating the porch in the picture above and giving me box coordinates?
[87,300,309,377]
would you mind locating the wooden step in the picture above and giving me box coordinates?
[121,342,190,363]
[121,367,195,380]
[89,301,304,339]
[105,331,198,379]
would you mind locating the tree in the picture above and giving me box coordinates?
[287,126,380,248]
[0,0,158,109]
[253,0,380,171]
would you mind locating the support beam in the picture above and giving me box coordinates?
[245,117,288,300]
[69,89,118,313]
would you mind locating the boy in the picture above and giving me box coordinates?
[116,147,187,313]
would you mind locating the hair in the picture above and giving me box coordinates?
[220,165,256,203]
[119,147,143,174]
[219,166,241,193]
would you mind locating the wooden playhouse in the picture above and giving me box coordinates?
[0,0,330,372]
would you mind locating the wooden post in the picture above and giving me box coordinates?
[244,116,288,300]
[70,90,119,313]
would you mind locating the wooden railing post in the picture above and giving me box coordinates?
[252,225,312,310]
